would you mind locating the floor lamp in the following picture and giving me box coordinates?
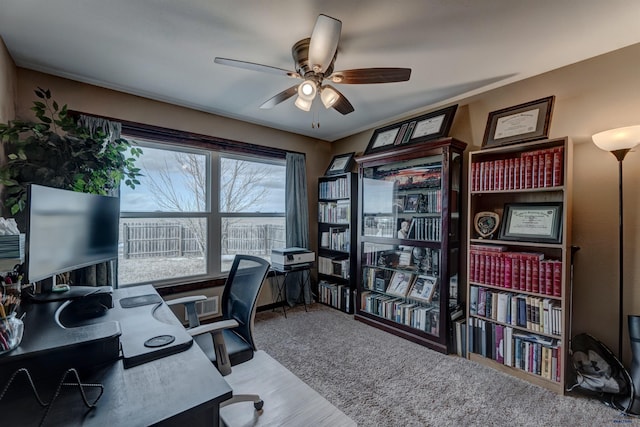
[592,125,640,361]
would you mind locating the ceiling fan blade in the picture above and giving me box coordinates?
[259,85,299,109]
[327,86,354,115]
[214,57,300,78]
[328,68,412,84]
[308,14,342,74]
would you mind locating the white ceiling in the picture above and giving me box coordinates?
[2,1,640,142]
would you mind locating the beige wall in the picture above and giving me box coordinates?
[0,37,16,130]
[335,42,640,364]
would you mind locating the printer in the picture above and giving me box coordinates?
[271,247,315,269]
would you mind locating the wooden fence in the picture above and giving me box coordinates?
[122,222,285,259]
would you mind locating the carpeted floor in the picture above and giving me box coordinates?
[254,303,636,427]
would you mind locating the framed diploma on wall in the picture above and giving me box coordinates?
[364,105,458,155]
[482,96,555,149]
[499,202,563,243]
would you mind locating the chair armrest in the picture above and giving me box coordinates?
[165,295,207,306]
[189,319,240,376]
[188,319,239,337]
[165,295,207,328]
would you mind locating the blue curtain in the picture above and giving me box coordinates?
[285,152,311,305]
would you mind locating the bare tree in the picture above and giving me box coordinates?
[219,157,271,212]
[142,153,273,256]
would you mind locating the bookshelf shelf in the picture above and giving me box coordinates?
[355,138,467,354]
[469,281,563,301]
[317,172,358,314]
[469,239,563,249]
[468,352,563,394]
[466,137,572,394]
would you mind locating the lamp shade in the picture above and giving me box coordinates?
[320,86,339,108]
[308,14,341,73]
[592,125,640,152]
[294,96,312,112]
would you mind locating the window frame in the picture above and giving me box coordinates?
[111,118,288,288]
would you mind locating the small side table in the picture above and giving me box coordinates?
[271,263,312,318]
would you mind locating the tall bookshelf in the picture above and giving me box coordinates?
[355,138,466,353]
[317,172,358,313]
[466,137,572,394]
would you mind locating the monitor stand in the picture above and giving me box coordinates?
[28,285,113,303]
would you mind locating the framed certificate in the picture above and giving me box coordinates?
[325,152,355,175]
[364,105,458,155]
[499,202,562,243]
[482,96,555,149]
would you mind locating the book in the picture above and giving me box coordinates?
[407,274,438,303]
[470,286,479,315]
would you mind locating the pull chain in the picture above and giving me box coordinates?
[311,105,320,129]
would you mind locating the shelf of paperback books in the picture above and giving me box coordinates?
[355,138,466,353]
[466,137,572,394]
[317,172,358,314]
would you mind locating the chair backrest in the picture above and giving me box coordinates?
[221,254,270,350]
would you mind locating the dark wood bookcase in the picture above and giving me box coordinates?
[466,137,573,394]
[317,172,358,313]
[354,138,466,353]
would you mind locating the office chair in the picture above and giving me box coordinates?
[167,254,270,411]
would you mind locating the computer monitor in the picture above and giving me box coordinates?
[24,184,120,286]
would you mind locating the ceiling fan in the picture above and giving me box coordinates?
[214,14,411,115]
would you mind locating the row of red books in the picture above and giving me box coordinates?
[469,245,562,297]
[471,146,564,192]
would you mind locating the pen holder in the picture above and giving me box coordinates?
[0,313,23,355]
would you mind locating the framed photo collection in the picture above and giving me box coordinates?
[364,105,458,155]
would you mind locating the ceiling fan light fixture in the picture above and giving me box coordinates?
[294,95,313,111]
[320,86,340,109]
[297,80,317,102]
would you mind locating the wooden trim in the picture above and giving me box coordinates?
[355,137,467,166]
[69,110,299,159]
[155,270,278,297]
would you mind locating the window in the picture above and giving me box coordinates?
[118,139,285,287]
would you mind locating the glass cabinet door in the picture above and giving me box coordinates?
[359,154,444,337]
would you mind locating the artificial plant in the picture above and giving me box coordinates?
[0,87,142,214]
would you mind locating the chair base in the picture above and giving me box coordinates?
[221,393,264,411]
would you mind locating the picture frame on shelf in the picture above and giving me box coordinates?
[386,271,414,297]
[404,194,420,212]
[499,202,563,243]
[399,105,458,147]
[365,125,400,154]
[482,96,555,149]
[407,274,438,303]
[325,152,355,175]
[364,105,458,155]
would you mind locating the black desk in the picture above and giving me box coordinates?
[0,285,232,426]
[271,263,312,318]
